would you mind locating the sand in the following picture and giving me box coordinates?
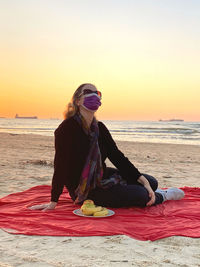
[0,132,200,267]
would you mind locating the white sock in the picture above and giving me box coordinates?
[156,188,185,202]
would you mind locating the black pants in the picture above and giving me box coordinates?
[87,168,163,208]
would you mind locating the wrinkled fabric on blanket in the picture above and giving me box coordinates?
[0,185,199,241]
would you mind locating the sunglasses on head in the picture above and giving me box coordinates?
[79,89,102,98]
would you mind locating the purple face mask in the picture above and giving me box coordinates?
[82,95,101,111]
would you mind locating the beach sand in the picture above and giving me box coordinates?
[0,132,200,267]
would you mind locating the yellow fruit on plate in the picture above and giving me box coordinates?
[93,208,109,217]
[79,199,109,217]
[80,203,94,212]
[81,204,103,216]
[83,199,94,205]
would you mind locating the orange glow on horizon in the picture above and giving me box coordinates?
[1,1,200,122]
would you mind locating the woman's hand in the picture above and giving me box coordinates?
[137,175,156,206]
[29,201,57,211]
[144,183,156,206]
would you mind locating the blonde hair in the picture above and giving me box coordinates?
[64,83,97,119]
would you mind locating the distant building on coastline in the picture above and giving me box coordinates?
[15,114,38,119]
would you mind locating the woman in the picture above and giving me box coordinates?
[30,83,184,211]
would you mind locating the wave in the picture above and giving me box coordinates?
[111,127,199,135]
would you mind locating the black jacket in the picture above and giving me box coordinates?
[51,116,141,202]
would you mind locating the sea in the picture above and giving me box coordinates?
[0,118,200,146]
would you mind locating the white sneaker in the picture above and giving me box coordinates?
[156,188,185,201]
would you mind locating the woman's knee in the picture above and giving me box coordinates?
[142,173,158,191]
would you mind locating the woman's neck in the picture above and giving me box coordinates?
[79,108,94,128]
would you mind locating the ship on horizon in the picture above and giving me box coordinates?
[159,119,184,122]
[15,114,38,119]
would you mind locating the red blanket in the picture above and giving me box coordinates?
[0,185,199,241]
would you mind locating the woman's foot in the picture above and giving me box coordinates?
[156,188,185,202]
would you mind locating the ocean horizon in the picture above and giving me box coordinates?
[0,118,200,146]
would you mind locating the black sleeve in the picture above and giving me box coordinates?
[51,120,83,202]
[99,122,142,182]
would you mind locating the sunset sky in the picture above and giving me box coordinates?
[1,0,200,121]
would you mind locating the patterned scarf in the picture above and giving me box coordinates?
[74,113,103,204]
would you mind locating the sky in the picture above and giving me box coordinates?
[0,0,200,121]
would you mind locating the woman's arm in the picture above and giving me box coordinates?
[30,119,88,210]
[99,122,155,206]
[99,122,142,183]
[29,126,72,210]
[51,120,87,203]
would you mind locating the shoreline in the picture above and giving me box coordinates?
[0,131,200,147]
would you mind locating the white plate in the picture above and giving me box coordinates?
[73,208,115,218]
